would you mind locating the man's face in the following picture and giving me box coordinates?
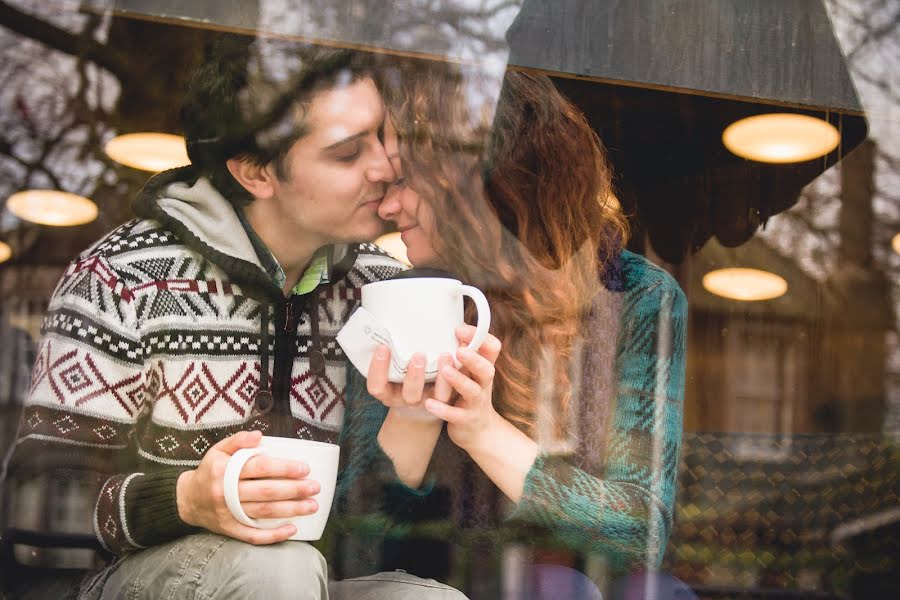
[259,76,395,247]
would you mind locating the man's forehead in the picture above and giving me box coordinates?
[303,76,385,142]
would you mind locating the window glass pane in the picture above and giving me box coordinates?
[1,1,896,598]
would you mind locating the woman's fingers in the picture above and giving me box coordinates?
[401,353,427,405]
[456,326,501,363]
[366,345,392,399]
[432,353,454,404]
[455,346,496,387]
[441,364,483,400]
[424,397,467,423]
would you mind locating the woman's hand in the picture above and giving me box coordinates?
[424,325,503,451]
[367,346,454,421]
[368,348,455,488]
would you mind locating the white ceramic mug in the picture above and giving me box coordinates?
[337,277,491,382]
[223,436,339,541]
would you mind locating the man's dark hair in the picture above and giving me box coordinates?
[181,34,376,206]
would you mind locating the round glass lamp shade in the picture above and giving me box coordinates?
[374,232,411,267]
[722,114,840,163]
[702,267,788,301]
[6,190,98,226]
[0,240,11,263]
[105,133,190,172]
[893,232,900,255]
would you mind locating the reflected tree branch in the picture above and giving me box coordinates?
[0,0,131,83]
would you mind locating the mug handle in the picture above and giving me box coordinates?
[459,285,491,353]
[223,447,288,529]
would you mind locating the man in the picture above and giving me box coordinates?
[3,35,464,599]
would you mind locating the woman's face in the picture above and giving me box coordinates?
[378,118,440,267]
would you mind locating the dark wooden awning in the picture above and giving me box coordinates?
[90,0,868,263]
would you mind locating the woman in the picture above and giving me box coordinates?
[342,64,687,594]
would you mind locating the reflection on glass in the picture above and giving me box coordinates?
[6,190,98,226]
[104,132,190,172]
[722,113,840,163]
[702,267,788,301]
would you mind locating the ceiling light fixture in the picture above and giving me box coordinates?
[722,113,840,164]
[6,189,98,226]
[104,132,190,172]
[702,267,788,301]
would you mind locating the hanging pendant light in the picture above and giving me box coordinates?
[6,189,98,227]
[0,240,11,263]
[702,267,788,301]
[892,233,900,255]
[105,132,190,172]
[723,114,840,164]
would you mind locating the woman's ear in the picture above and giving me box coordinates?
[226,158,275,200]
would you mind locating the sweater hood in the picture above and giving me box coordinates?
[131,166,358,296]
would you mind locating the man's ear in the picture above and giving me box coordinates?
[226,158,275,200]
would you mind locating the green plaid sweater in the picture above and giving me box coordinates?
[336,250,687,578]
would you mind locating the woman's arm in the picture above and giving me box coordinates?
[426,265,687,571]
[510,270,687,571]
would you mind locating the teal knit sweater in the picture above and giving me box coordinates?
[335,250,687,578]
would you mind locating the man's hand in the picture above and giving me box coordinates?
[176,430,320,545]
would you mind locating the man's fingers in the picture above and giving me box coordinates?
[238,478,320,502]
[240,455,309,480]
[242,498,319,520]
[231,522,297,546]
[213,430,262,455]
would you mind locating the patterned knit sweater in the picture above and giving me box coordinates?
[334,250,687,584]
[3,167,403,555]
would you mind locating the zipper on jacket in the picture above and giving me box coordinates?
[284,301,294,332]
[272,295,302,437]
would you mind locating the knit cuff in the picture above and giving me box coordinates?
[125,468,201,548]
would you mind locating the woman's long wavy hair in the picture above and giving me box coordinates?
[387,61,628,438]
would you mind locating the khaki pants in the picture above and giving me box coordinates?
[78,533,467,600]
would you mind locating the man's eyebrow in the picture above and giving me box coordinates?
[322,131,367,151]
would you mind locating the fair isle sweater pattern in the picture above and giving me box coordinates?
[338,250,687,576]
[7,172,403,555]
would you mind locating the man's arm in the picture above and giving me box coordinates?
[4,252,151,554]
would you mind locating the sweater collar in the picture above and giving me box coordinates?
[131,166,354,296]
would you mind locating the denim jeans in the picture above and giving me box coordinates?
[78,533,468,600]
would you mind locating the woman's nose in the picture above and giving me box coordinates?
[377,186,401,220]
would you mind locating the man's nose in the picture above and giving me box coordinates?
[367,140,397,184]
